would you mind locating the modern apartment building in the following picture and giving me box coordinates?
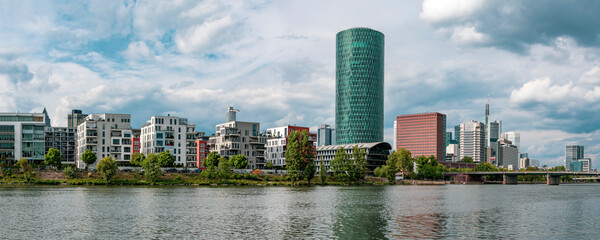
[131,129,141,155]
[317,124,336,146]
[67,109,88,128]
[565,145,584,171]
[394,112,446,162]
[496,139,518,169]
[315,142,391,171]
[76,113,132,168]
[195,132,212,169]
[446,143,459,162]
[209,107,266,169]
[336,27,385,144]
[140,115,198,167]
[460,120,485,163]
[45,127,76,165]
[0,110,51,163]
[265,125,316,167]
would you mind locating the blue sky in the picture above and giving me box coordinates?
[1,0,600,168]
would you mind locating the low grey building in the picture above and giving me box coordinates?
[316,142,391,171]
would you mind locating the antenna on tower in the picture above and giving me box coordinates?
[488,93,490,105]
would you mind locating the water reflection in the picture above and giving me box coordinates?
[1,185,600,239]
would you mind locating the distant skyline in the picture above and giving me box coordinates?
[1,0,600,168]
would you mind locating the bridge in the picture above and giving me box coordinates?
[445,171,600,185]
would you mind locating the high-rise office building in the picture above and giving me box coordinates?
[565,145,584,171]
[335,27,384,144]
[496,139,518,169]
[503,132,520,150]
[460,120,485,163]
[68,109,88,128]
[317,124,336,146]
[454,125,460,147]
[395,113,446,162]
[0,109,51,163]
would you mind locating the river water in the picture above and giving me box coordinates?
[0,184,598,239]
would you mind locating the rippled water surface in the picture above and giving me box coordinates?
[0,184,599,239]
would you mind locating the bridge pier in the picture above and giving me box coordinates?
[503,174,517,185]
[547,174,560,185]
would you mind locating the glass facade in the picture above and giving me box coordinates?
[335,28,384,144]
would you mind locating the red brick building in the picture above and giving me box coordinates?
[195,139,210,169]
[394,112,446,162]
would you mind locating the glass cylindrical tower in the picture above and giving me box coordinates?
[335,27,384,144]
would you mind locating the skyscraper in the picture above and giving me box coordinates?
[460,120,485,163]
[503,132,520,150]
[395,113,446,162]
[317,124,336,146]
[335,27,384,144]
[565,145,584,171]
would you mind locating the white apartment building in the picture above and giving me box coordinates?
[76,113,132,169]
[140,115,198,167]
[0,110,51,163]
[209,107,266,169]
[460,120,485,163]
[446,143,460,162]
[265,125,314,167]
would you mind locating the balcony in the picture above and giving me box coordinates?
[86,140,97,145]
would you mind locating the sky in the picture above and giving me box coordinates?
[1,0,600,168]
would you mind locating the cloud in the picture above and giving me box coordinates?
[122,41,153,60]
[421,0,600,53]
[175,16,242,53]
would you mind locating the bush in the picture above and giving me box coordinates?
[96,157,118,181]
[63,166,77,179]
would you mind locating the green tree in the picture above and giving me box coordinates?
[319,160,327,184]
[285,130,314,183]
[266,161,274,170]
[81,149,97,171]
[330,147,350,181]
[351,146,367,181]
[96,156,118,181]
[475,162,499,172]
[217,157,232,178]
[460,156,474,163]
[416,155,445,180]
[230,154,248,169]
[16,158,30,173]
[304,161,316,184]
[130,152,145,166]
[201,152,221,179]
[141,153,162,181]
[44,148,62,170]
[157,150,176,167]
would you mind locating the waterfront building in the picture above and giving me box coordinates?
[140,115,198,167]
[317,124,336,146]
[0,110,51,163]
[446,143,459,162]
[76,113,132,168]
[315,142,391,171]
[195,132,212,169]
[394,113,446,161]
[565,145,584,171]
[266,125,316,168]
[459,120,485,163]
[131,129,141,155]
[209,107,266,169]
[67,109,88,128]
[335,27,384,144]
[496,139,518,170]
[45,127,76,165]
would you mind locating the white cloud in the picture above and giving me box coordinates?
[175,16,238,53]
[449,26,488,44]
[420,0,484,23]
[581,66,600,84]
[122,41,153,60]
[510,78,578,105]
